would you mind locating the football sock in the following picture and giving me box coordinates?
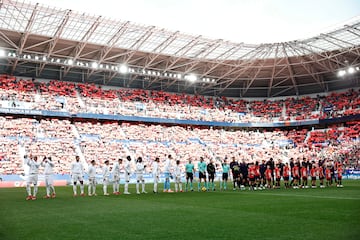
[154,182,158,192]
[26,184,31,196]
[33,185,38,196]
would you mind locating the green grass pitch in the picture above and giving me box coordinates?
[1,181,360,240]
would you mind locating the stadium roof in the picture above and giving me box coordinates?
[0,0,359,97]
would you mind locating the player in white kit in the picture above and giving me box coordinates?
[102,160,110,196]
[41,156,56,198]
[70,156,85,196]
[174,160,183,192]
[112,158,123,195]
[123,156,132,194]
[135,157,147,194]
[25,155,41,200]
[152,157,160,193]
[163,155,174,192]
[88,160,97,196]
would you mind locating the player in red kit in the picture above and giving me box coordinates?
[301,165,308,188]
[248,163,256,190]
[337,165,343,188]
[318,165,325,188]
[274,164,281,189]
[292,163,300,189]
[310,165,317,188]
[254,161,261,190]
[283,163,290,189]
[325,167,332,187]
[265,165,273,189]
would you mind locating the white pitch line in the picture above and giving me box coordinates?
[242,192,360,200]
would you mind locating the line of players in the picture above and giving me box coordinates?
[227,156,344,191]
[24,154,344,200]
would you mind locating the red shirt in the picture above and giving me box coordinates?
[301,167,307,177]
[293,166,300,177]
[255,165,260,177]
[337,167,343,178]
[325,168,331,179]
[318,167,324,178]
[248,166,256,178]
[265,169,272,180]
[310,168,317,177]
[283,165,290,177]
[275,167,281,179]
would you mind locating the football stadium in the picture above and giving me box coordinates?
[0,0,359,239]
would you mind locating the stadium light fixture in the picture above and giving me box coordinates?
[91,62,98,69]
[0,49,6,58]
[356,67,359,71]
[119,64,129,74]
[185,74,197,82]
[66,59,74,65]
[337,70,346,77]
[347,67,355,74]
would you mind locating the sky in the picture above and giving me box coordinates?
[31,0,360,44]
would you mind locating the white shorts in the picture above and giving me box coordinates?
[88,177,96,185]
[113,174,120,182]
[125,173,130,182]
[27,174,38,185]
[175,176,182,183]
[103,176,109,185]
[153,175,159,183]
[72,173,83,183]
[136,173,144,182]
[44,175,53,186]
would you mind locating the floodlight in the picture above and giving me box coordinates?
[337,70,346,77]
[0,49,6,58]
[348,67,355,74]
[186,74,197,82]
[34,56,39,60]
[67,59,74,65]
[119,64,128,74]
[177,74,182,79]
[91,62,98,69]
[356,67,359,71]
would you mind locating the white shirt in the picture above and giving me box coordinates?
[164,158,172,173]
[136,162,145,174]
[42,160,54,175]
[174,164,182,177]
[102,165,110,178]
[71,161,84,175]
[124,161,131,175]
[112,162,121,176]
[27,159,40,175]
[152,162,159,176]
[88,165,96,178]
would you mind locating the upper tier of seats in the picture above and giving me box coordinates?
[0,75,359,123]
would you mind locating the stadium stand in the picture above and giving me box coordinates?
[0,75,359,175]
